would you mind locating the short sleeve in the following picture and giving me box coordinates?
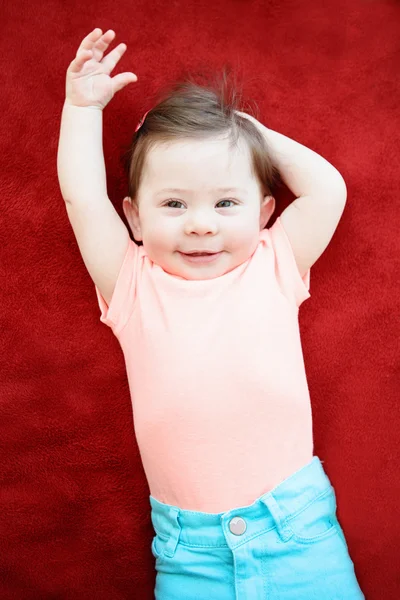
[95,238,139,335]
[265,216,311,308]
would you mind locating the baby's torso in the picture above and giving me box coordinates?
[95,217,313,511]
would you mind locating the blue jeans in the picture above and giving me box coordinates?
[150,456,365,599]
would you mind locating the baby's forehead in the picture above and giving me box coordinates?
[151,134,245,155]
[136,134,258,201]
[145,136,251,177]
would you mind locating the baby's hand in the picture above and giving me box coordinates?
[65,28,138,110]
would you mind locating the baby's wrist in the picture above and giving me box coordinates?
[64,98,103,111]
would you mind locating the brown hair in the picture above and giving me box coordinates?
[121,67,282,208]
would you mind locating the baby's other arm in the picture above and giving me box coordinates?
[237,111,347,280]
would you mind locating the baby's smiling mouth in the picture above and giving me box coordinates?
[178,251,223,263]
[181,250,221,255]
[185,252,214,256]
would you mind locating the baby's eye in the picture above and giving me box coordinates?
[216,199,236,208]
[163,199,237,209]
[164,200,184,209]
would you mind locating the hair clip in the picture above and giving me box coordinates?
[135,109,151,132]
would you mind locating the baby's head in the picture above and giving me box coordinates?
[122,69,281,280]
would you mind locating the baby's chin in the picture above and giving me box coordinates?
[160,252,245,281]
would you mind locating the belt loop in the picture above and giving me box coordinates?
[164,507,182,558]
[261,493,293,543]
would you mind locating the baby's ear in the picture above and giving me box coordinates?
[122,196,132,218]
[260,195,275,229]
[122,196,142,241]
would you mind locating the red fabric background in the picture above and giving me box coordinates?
[1,0,399,598]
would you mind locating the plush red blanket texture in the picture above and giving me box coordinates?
[1,0,399,598]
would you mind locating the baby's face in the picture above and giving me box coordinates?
[124,135,274,280]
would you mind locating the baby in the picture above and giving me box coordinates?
[57,27,365,600]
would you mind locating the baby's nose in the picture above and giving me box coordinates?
[185,219,218,236]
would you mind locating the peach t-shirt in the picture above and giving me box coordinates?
[95,216,314,513]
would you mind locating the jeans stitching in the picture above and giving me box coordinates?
[285,486,335,521]
[285,487,337,543]
[153,485,335,550]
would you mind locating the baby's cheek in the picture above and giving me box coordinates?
[147,222,171,249]
[227,224,257,251]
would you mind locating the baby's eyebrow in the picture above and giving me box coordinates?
[156,187,246,194]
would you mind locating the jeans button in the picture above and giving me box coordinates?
[229,516,247,535]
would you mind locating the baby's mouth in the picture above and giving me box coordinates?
[179,251,223,263]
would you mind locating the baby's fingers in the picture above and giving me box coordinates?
[77,28,103,56]
[68,49,93,73]
[101,43,129,75]
[68,28,102,73]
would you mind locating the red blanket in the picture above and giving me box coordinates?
[1,0,399,598]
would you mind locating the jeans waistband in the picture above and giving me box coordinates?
[149,456,334,550]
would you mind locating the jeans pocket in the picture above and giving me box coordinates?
[286,486,338,545]
[151,532,168,560]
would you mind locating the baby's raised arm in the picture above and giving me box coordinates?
[57,27,137,204]
[57,28,137,306]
